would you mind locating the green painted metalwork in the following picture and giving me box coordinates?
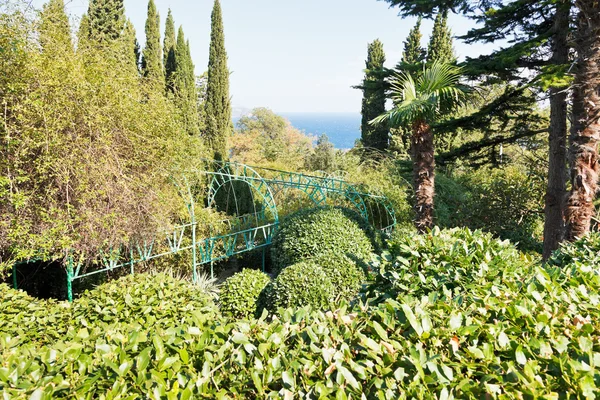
[12,160,396,301]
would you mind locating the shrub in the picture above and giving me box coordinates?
[270,207,375,273]
[266,262,334,312]
[219,269,271,318]
[366,227,532,302]
[546,233,600,293]
[313,255,366,303]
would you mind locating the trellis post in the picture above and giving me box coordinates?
[67,255,74,302]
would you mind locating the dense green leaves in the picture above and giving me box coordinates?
[270,206,377,274]
[219,268,271,318]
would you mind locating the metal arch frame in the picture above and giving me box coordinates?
[12,161,397,302]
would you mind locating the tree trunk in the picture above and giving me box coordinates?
[411,119,435,232]
[542,0,570,260]
[565,2,600,241]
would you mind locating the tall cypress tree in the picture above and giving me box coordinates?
[204,0,232,161]
[122,19,140,74]
[87,0,125,44]
[163,10,176,91]
[40,0,73,53]
[360,39,388,152]
[77,14,90,50]
[141,0,162,87]
[427,10,454,63]
[402,18,426,65]
[173,27,199,136]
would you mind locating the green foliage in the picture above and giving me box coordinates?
[402,18,426,65]
[205,0,232,161]
[265,261,334,313]
[219,269,271,318]
[0,273,215,346]
[360,39,388,151]
[312,255,366,303]
[305,134,337,172]
[141,0,163,88]
[163,9,176,89]
[547,232,600,270]
[173,27,199,136]
[86,0,125,45]
[0,4,204,273]
[435,166,545,251]
[270,207,376,273]
[365,227,530,302]
[427,10,455,64]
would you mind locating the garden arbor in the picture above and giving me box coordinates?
[13,161,397,301]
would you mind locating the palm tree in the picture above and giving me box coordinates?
[564,1,600,241]
[371,62,469,232]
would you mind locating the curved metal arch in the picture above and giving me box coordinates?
[206,162,279,225]
[266,172,328,207]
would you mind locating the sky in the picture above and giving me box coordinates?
[49,0,497,113]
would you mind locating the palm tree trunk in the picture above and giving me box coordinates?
[411,119,435,232]
[565,2,600,241]
[542,0,570,259]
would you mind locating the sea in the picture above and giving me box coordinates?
[233,112,361,150]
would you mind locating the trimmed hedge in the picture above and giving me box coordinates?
[270,207,375,274]
[219,269,271,318]
[314,254,366,302]
[365,227,531,302]
[265,261,334,312]
[0,273,216,345]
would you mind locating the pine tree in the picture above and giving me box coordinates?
[40,0,73,53]
[360,39,388,152]
[402,18,426,65]
[163,10,176,91]
[204,0,232,161]
[427,10,454,63]
[87,0,125,44]
[77,14,90,50]
[141,0,162,87]
[173,27,199,136]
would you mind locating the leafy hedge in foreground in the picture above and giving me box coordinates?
[0,273,216,345]
[3,230,600,398]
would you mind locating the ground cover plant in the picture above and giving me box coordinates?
[2,230,600,398]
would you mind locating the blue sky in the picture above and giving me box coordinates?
[53,0,495,113]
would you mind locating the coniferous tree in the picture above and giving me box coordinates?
[204,0,232,161]
[122,19,140,74]
[141,0,162,87]
[40,0,72,53]
[360,39,388,152]
[173,27,199,136]
[427,10,454,63]
[77,14,90,50]
[163,10,176,91]
[402,18,426,65]
[87,0,125,44]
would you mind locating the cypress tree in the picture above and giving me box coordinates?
[173,27,199,136]
[163,10,176,91]
[427,10,454,63]
[360,39,388,152]
[204,0,232,162]
[141,0,163,87]
[402,18,426,65]
[120,19,140,74]
[87,0,125,44]
[40,0,73,53]
[77,13,90,50]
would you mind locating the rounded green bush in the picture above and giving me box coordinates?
[313,255,366,302]
[271,206,375,274]
[266,261,335,312]
[219,269,271,318]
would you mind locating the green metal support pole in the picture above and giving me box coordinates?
[130,248,134,275]
[12,264,17,290]
[67,255,74,302]
[210,260,214,280]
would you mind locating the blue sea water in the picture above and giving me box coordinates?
[233,112,361,150]
[280,113,361,150]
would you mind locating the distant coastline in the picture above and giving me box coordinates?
[233,112,361,150]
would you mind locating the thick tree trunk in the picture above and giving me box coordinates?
[542,0,570,260]
[565,2,600,241]
[411,119,435,232]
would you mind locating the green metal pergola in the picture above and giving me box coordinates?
[12,161,397,301]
